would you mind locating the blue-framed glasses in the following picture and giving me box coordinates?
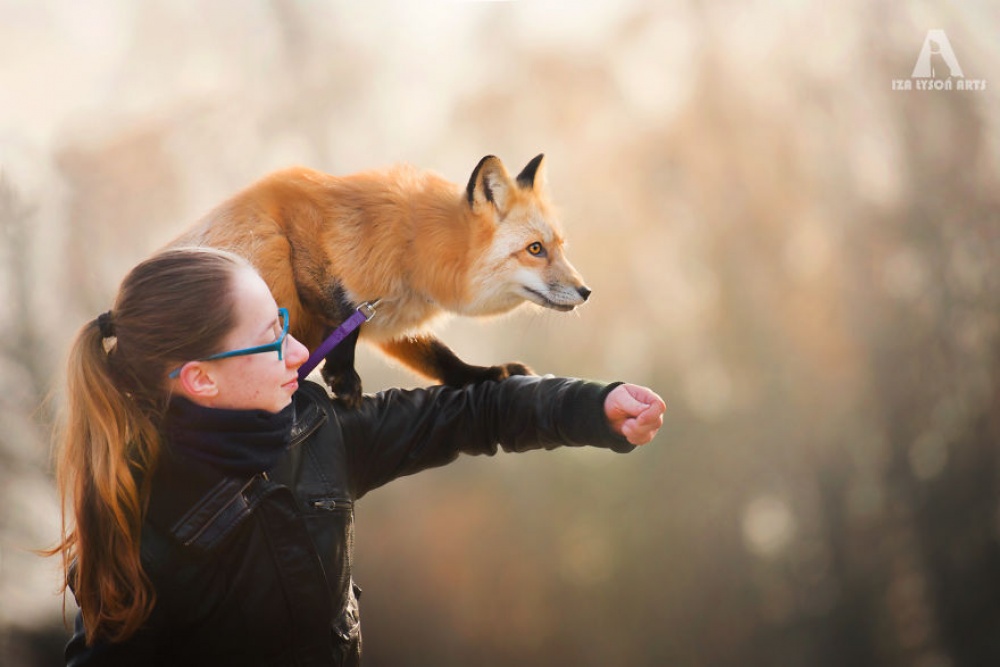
[168,308,290,379]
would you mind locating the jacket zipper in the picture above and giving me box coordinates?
[310,498,352,511]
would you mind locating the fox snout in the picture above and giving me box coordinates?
[564,283,592,308]
[534,280,591,312]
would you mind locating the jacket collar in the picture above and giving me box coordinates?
[145,386,327,553]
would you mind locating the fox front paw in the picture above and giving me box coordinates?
[497,361,534,378]
[322,364,364,410]
[474,361,535,383]
[439,361,535,387]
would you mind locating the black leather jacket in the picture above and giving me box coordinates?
[65,376,634,666]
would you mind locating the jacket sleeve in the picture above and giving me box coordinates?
[338,375,635,498]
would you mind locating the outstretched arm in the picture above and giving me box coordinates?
[604,383,666,445]
[339,376,658,498]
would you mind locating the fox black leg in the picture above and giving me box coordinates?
[320,324,364,409]
[379,334,533,387]
[296,272,367,408]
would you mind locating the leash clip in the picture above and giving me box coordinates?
[360,299,380,321]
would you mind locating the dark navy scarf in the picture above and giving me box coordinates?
[164,396,294,477]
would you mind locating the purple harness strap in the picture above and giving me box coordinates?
[297,301,379,381]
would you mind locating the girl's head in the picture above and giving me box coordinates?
[52,246,306,644]
[93,245,307,413]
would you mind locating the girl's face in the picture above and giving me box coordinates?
[191,268,309,412]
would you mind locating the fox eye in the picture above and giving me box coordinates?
[526,242,546,257]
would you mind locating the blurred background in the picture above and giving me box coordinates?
[1,1,998,665]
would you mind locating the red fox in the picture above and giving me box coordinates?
[168,154,590,406]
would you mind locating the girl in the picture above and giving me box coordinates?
[50,246,664,665]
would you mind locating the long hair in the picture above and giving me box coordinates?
[47,246,249,644]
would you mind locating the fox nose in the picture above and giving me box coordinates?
[577,286,592,302]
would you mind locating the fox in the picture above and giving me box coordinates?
[168,154,591,407]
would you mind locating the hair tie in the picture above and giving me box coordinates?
[97,311,116,339]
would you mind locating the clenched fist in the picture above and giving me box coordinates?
[604,384,666,445]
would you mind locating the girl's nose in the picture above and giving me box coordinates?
[285,334,310,369]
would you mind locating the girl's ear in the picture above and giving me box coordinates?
[176,362,219,400]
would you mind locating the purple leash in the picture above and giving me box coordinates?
[297,300,380,381]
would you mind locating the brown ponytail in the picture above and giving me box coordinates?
[47,247,249,644]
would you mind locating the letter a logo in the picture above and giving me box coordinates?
[911,29,964,78]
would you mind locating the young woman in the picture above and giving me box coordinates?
[50,246,664,666]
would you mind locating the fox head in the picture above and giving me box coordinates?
[462,154,591,317]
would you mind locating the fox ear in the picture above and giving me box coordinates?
[516,154,545,190]
[466,155,513,213]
